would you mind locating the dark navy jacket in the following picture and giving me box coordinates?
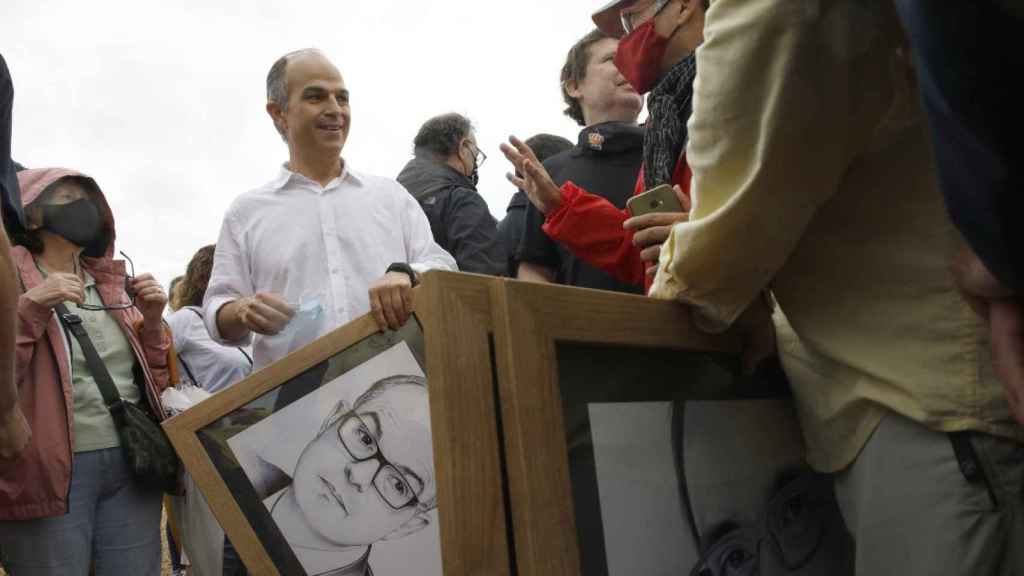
[397,157,504,276]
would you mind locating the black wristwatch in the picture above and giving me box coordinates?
[386,262,419,287]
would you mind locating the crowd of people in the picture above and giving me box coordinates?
[0,0,1021,574]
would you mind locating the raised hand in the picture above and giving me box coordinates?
[500,136,563,215]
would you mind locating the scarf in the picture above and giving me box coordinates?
[643,54,697,191]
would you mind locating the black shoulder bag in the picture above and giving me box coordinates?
[55,304,179,493]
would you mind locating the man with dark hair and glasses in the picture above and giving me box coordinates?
[397,112,505,276]
[236,374,435,576]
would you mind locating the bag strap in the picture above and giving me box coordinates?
[185,306,253,368]
[54,303,127,425]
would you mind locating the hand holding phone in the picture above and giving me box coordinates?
[623,184,692,278]
[626,184,684,217]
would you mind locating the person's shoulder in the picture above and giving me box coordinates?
[506,189,529,211]
[542,148,577,175]
[224,176,285,217]
[166,306,202,327]
[165,307,200,346]
[348,168,405,195]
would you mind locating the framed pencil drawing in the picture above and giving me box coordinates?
[163,272,512,576]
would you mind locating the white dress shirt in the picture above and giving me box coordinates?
[203,162,457,368]
[166,306,253,393]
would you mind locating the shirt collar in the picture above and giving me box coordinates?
[272,159,363,193]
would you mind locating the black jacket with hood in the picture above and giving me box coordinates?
[397,156,504,276]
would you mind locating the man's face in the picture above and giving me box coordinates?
[457,134,482,178]
[573,38,643,124]
[274,52,351,159]
[28,180,89,229]
[291,383,435,547]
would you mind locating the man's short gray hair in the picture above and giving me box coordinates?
[266,48,322,112]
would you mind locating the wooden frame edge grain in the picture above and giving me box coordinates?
[419,271,512,576]
[492,280,742,575]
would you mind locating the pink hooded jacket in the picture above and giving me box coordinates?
[0,168,170,520]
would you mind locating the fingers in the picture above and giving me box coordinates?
[368,274,414,331]
[640,244,661,263]
[505,172,528,191]
[136,286,167,305]
[632,224,674,250]
[369,289,388,331]
[60,288,86,305]
[55,274,85,304]
[523,160,562,214]
[989,300,1024,425]
[255,293,295,318]
[242,295,293,334]
[623,211,688,232]
[674,185,692,212]
[509,135,540,164]
[381,286,401,330]
[499,142,526,176]
[242,307,284,335]
[401,284,415,317]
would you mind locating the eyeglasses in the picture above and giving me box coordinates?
[620,0,672,35]
[76,251,136,312]
[337,413,420,510]
[467,141,487,168]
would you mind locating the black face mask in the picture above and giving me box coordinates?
[41,198,103,250]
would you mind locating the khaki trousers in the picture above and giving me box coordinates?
[834,412,1024,575]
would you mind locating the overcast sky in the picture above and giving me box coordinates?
[3,0,611,287]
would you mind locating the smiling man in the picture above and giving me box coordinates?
[203,49,456,372]
[239,375,435,576]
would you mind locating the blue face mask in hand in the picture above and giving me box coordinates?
[273,295,325,351]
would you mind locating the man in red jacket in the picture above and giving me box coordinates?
[502,0,707,289]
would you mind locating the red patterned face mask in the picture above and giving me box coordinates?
[613,18,671,94]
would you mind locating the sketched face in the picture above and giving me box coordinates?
[291,381,435,546]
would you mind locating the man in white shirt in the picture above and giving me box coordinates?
[203,49,456,371]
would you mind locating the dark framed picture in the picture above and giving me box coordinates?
[163,273,513,576]
[491,281,818,575]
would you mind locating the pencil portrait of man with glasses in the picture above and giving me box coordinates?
[232,372,436,576]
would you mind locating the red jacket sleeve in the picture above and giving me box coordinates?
[542,181,646,287]
[542,158,693,290]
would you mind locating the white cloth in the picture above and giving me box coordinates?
[169,474,225,576]
[203,162,457,368]
[166,306,252,393]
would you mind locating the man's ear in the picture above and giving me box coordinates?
[266,101,287,138]
[382,514,430,541]
[564,79,582,100]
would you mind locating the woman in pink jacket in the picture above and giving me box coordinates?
[0,168,170,576]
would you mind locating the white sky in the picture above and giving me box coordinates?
[3,0,606,288]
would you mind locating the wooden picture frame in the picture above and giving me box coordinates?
[163,272,512,576]
[490,280,797,575]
